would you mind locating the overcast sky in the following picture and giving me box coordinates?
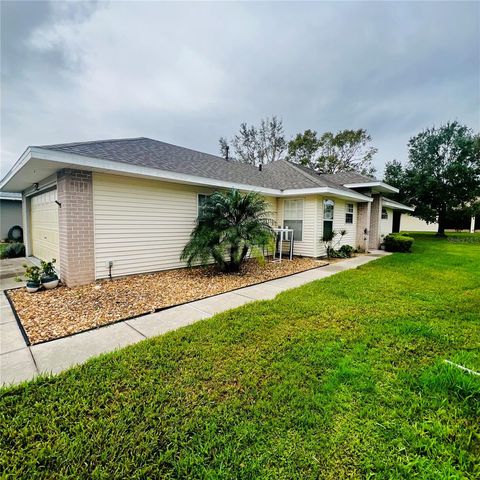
[1,1,479,176]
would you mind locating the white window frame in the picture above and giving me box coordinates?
[197,193,211,216]
[283,198,304,242]
[381,207,388,220]
[323,199,335,238]
[345,203,354,224]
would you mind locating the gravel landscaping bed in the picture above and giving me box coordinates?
[8,257,328,344]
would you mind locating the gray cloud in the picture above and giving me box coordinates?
[1,1,479,176]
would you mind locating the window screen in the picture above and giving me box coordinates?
[323,199,335,239]
[346,203,354,224]
[284,199,303,241]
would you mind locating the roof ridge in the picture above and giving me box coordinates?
[281,160,325,187]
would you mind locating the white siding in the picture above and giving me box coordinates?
[400,214,438,232]
[93,173,278,279]
[380,207,394,239]
[317,197,357,256]
[93,173,213,278]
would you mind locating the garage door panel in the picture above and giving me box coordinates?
[30,189,60,263]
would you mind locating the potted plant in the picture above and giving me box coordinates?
[40,258,59,289]
[23,265,41,293]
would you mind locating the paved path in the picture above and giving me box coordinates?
[1,252,390,386]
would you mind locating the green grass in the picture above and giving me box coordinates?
[1,234,479,479]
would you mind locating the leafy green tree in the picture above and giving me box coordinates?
[287,129,319,166]
[288,128,377,175]
[383,159,408,203]
[219,116,286,165]
[403,121,480,236]
[181,189,275,273]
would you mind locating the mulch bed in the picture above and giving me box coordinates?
[8,257,328,345]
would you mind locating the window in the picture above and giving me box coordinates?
[381,207,388,220]
[345,203,354,224]
[283,199,303,241]
[323,199,334,238]
[197,194,211,214]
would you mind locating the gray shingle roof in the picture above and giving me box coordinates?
[37,137,377,192]
[320,171,377,185]
[38,137,287,190]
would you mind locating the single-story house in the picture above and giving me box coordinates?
[0,137,412,286]
[0,191,22,241]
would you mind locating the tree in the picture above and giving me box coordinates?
[219,116,286,165]
[383,159,408,203]
[403,121,480,236]
[288,128,377,175]
[180,189,275,273]
[287,129,319,166]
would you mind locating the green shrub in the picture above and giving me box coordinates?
[0,242,25,259]
[338,244,354,258]
[326,243,354,259]
[384,233,414,253]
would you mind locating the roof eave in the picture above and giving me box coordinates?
[0,147,374,202]
[382,198,415,212]
[0,147,33,192]
[0,147,283,195]
[343,181,399,194]
[282,187,373,202]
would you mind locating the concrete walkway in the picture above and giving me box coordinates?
[1,252,390,386]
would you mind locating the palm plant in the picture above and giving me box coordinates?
[181,189,275,273]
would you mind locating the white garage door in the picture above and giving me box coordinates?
[30,189,60,263]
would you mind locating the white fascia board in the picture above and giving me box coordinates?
[0,147,32,191]
[1,147,373,202]
[343,181,399,194]
[0,193,22,200]
[19,147,283,196]
[382,198,415,211]
[281,187,373,202]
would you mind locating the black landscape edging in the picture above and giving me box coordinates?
[4,289,31,347]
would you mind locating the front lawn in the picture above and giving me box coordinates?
[1,234,479,478]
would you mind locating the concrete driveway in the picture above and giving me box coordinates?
[0,257,33,290]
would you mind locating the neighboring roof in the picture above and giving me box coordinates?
[0,137,398,202]
[382,197,415,212]
[0,192,21,201]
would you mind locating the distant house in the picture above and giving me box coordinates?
[0,138,412,286]
[400,213,439,233]
[0,192,22,241]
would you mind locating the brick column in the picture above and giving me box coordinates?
[369,194,382,249]
[57,169,95,286]
[356,202,371,252]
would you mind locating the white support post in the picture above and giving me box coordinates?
[470,216,475,234]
